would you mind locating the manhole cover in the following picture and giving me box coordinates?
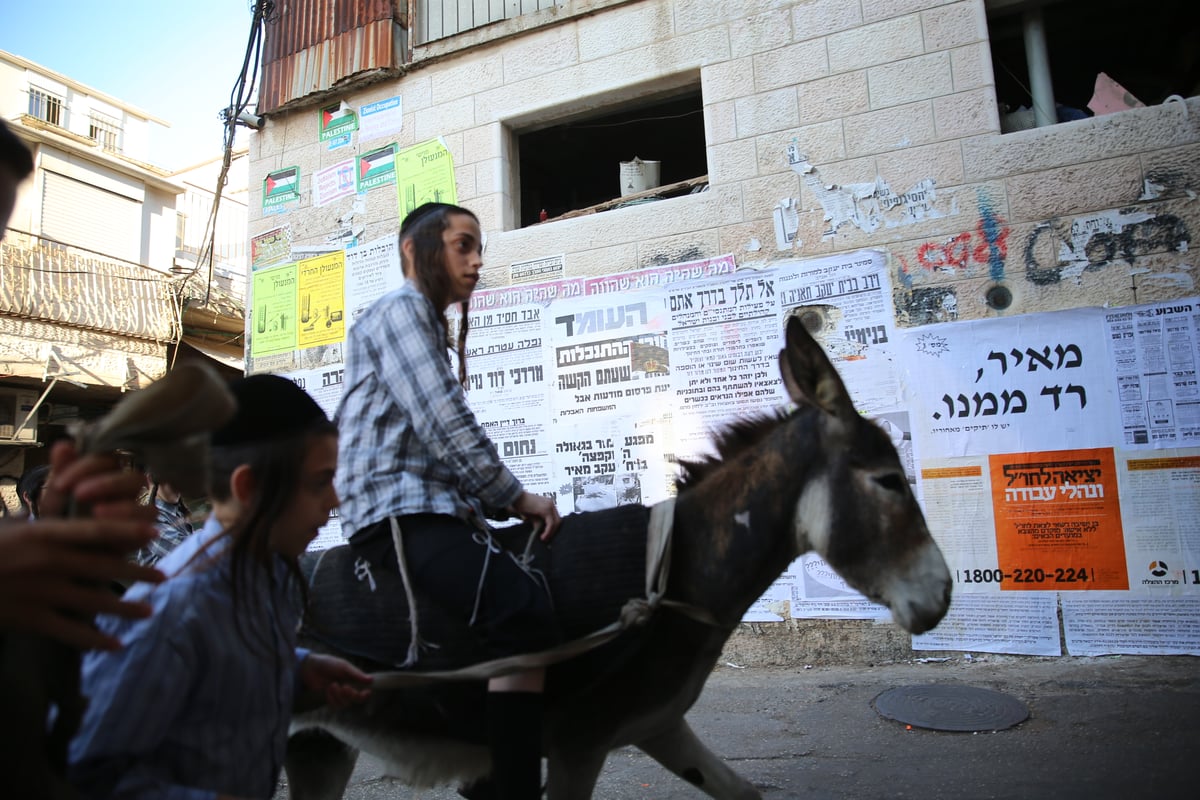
[872,684,1029,732]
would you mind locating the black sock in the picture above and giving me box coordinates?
[486,691,544,800]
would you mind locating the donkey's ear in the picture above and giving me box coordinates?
[779,315,856,418]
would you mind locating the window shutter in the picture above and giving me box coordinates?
[41,171,141,264]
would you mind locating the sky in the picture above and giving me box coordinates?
[2,0,259,171]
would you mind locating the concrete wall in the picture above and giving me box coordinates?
[247,0,1200,662]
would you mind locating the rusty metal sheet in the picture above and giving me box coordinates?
[261,0,406,112]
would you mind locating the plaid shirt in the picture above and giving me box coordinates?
[133,496,193,567]
[335,281,523,538]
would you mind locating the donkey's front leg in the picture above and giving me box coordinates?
[545,740,609,800]
[635,717,761,800]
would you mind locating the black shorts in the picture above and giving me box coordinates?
[348,514,561,658]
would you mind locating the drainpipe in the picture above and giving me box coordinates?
[1022,7,1057,127]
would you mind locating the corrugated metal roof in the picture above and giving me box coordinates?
[260,0,407,113]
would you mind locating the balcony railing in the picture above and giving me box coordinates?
[0,232,178,343]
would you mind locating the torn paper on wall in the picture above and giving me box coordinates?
[773,198,800,250]
[1061,209,1159,280]
[786,147,948,239]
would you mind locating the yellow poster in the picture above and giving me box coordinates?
[990,448,1128,590]
[250,263,298,357]
[297,251,346,349]
[395,138,458,218]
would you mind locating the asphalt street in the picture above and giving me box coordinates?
[274,654,1199,799]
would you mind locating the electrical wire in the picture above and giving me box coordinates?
[178,1,273,310]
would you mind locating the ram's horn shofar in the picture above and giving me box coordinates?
[72,362,237,497]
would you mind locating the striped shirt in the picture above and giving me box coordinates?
[335,281,523,538]
[69,516,307,800]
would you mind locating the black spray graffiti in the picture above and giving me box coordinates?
[1024,212,1190,286]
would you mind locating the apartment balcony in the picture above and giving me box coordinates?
[0,233,178,393]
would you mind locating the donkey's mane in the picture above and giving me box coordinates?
[675,408,792,491]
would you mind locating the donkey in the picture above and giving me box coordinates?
[286,316,952,800]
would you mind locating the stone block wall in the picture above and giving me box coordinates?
[247,0,1199,662]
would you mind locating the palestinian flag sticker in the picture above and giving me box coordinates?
[263,166,300,208]
[319,101,358,141]
[356,144,398,192]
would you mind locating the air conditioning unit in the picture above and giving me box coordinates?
[0,389,40,443]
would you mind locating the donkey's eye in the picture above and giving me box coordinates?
[873,473,906,493]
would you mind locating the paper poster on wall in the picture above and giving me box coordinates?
[789,553,891,618]
[318,101,358,142]
[470,278,586,311]
[358,95,403,142]
[1103,298,1200,448]
[551,416,669,516]
[296,251,346,349]
[511,254,565,284]
[286,361,345,552]
[899,308,1119,459]
[457,300,556,500]
[1117,449,1200,594]
[395,138,457,218]
[745,582,792,623]
[666,272,784,462]
[250,262,298,357]
[356,144,398,193]
[912,593,1062,656]
[262,166,301,211]
[918,458,1000,594]
[776,249,899,415]
[548,290,672,423]
[547,291,674,513]
[283,364,345,420]
[1062,594,1200,655]
[313,159,356,207]
[251,226,291,271]
[467,253,738,312]
[345,235,403,328]
[990,447,1128,591]
[582,254,737,296]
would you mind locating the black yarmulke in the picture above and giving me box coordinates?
[211,374,329,447]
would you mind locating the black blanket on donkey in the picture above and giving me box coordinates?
[299,504,651,672]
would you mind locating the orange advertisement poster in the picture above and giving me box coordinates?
[989,448,1128,590]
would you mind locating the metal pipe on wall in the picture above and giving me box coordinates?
[1022,7,1057,128]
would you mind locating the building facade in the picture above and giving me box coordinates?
[169,148,250,372]
[1,51,183,510]
[245,0,1200,661]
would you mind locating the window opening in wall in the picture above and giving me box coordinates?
[88,111,122,153]
[516,90,707,228]
[175,210,189,255]
[417,0,560,44]
[987,0,1198,132]
[28,86,65,127]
